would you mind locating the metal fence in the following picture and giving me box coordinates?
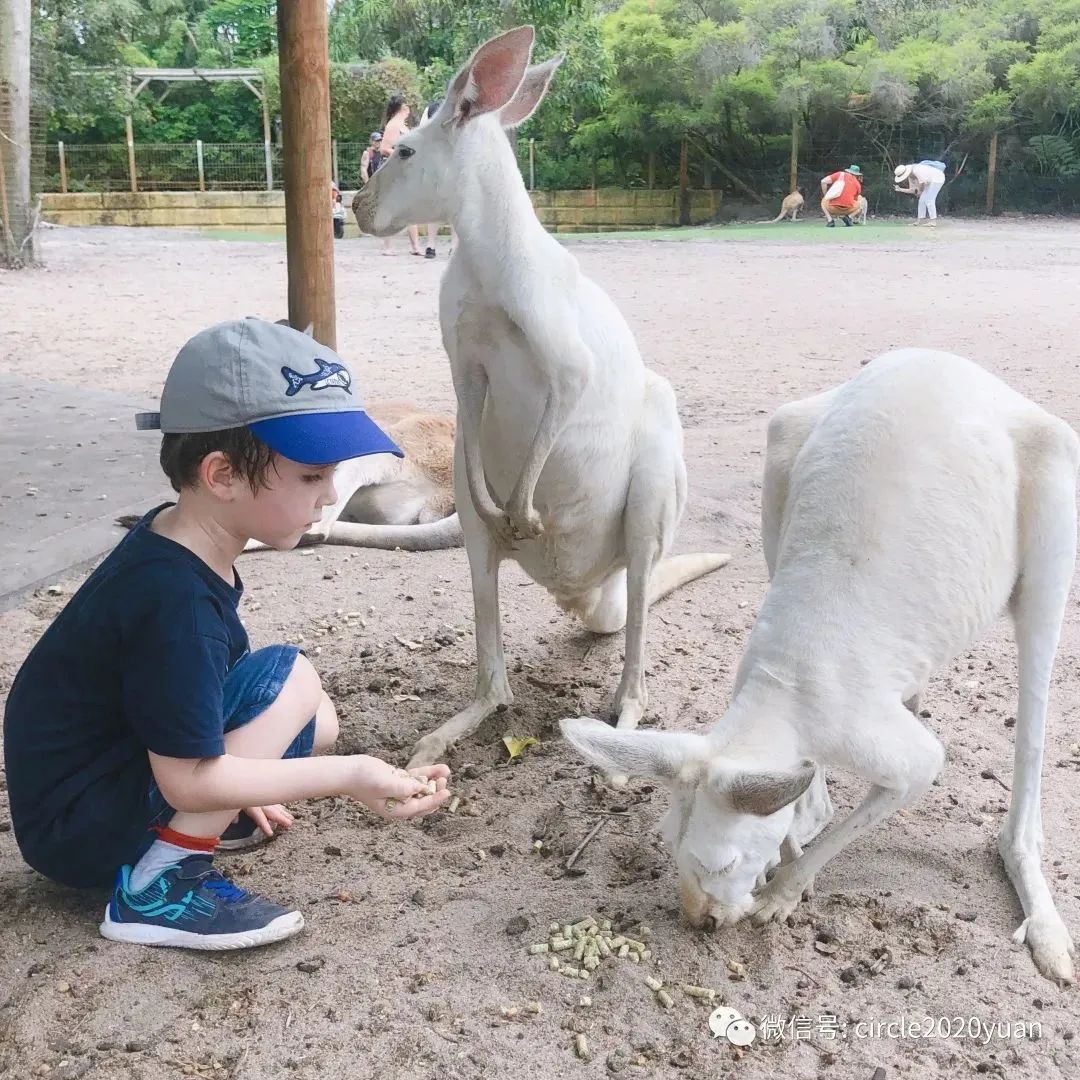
[42,140,286,193]
[32,138,1080,216]
[38,138,531,195]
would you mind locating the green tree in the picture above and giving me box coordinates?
[29,0,1080,210]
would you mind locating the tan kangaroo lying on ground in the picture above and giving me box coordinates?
[119,325,462,552]
[288,399,461,551]
[254,323,461,551]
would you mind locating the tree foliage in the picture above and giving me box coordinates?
[31,0,1080,203]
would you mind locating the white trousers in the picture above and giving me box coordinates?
[918,182,943,219]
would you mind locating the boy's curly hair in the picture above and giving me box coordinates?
[159,427,277,493]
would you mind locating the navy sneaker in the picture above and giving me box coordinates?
[217,811,271,852]
[99,855,304,950]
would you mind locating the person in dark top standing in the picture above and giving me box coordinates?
[3,317,451,950]
[359,129,383,183]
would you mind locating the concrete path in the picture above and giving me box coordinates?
[0,376,170,609]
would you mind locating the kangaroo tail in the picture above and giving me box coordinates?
[648,552,730,605]
[319,512,463,552]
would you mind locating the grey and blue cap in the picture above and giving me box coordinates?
[135,318,402,466]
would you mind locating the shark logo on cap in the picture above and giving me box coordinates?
[281,357,352,397]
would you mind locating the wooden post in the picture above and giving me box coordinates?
[331,138,339,184]
[125,115,138,193]
[528,137,535,191]
[647,150,655,190]
[262,91,273,191]
[678,137,689,226]
[0,139,12,254]
[277,0,336,348]
[0,0,35,265]
[986,130,998,213]
[789,114,799,194]
[591,160,597,190]
[58,141,68,194]
[196,139,205,192]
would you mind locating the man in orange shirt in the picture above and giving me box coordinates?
[820,165,863,227]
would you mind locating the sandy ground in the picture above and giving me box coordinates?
[1,220,1080,1080]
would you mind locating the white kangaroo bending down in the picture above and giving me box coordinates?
[353,25,729,776]
[562,349,1078,985]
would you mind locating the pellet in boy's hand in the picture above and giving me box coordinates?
[385,779,439,812]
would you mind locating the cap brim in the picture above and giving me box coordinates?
[249,411,403,466]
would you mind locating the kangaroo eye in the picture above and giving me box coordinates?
[694,854,738,878]
[398,146,415,160]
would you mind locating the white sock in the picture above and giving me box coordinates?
[129,838,209,892]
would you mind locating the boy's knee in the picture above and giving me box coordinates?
[284,652,324,720]
[313,692,339,753]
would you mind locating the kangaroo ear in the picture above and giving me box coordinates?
[559,717,706,784]
[274,318,314,338]
[500,54,563,129]
[446,25,535,127]
[723,760,818,817]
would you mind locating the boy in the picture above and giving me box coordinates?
[3,318,451,950]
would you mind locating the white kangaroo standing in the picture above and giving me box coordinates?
[353,26,729,776]
[562,349,1078,985]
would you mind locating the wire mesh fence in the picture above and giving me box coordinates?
[29,138,1080,217]
[41,142,288,193]
[334,142,366,189]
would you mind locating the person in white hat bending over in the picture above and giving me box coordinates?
[894,160,946,226]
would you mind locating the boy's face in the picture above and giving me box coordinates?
[235,455,339,550]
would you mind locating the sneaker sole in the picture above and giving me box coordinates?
[215,833,270,852]
[99,907,304,950]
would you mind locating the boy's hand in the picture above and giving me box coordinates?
[243,804,294,838]
[345,756,451,820]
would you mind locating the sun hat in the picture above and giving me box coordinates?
[894,164,913,183]
[845,164,863,176]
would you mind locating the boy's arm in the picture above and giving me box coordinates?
[123,594,449,821]
[150,751,450,820]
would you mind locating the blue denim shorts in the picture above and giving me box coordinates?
[137,644,315,848]
[19,645,317,890]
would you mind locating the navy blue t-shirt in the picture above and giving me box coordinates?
[2,504,248,886]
